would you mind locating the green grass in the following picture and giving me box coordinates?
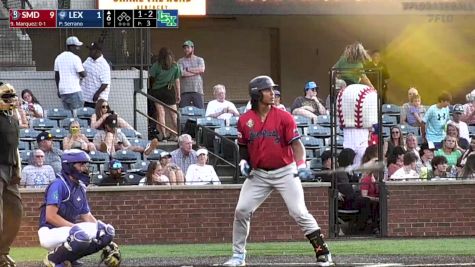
[12,238,475,262]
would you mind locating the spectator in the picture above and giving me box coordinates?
[185,148,221,185]
[178,40,205,108]
[359,145,379,234]
[36,131,63,174]
[422,91,452,149]
[405,133,420,159]
[317,150,332,182]
[400,87,419,125]
[434,136,462,167]
[100,160,125,186]
[448,104,470,142]
[459,154,475,179]
[364,50,390,103]
[21,89,44,119]
[383,125,405,158]
[404,94,425,127]
[461,89,475,124]
[140,161,170,185]
[291,81,327,121]
[63,120,96,152]
[159,151,185,185]
[149,47,181,142]
[93,114,130,154]
[90,99,134,130]
[20,149,55,188]
[390,152,419,180]
[54,36,86,117]
[387,146,406,178]
[431,155,448,178]
[205,84,239,123]
[445,123,468,151]
[81,41,111,109]
[460,138,475,166]
[416,142,435,176]
[170,134,197,174]
[333,41,374,87]
[273,89,287,111]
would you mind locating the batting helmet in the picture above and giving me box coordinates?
[248,75,278,97]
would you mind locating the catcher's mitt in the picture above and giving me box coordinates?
[100,242,121,267]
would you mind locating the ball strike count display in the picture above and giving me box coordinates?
[9,9,178,29]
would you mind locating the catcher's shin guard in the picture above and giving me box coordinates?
[47,226,91,265]
[100,242,121,267]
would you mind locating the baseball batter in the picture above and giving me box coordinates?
[39,149,121,267]
[223,76,333,267]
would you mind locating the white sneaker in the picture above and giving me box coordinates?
[223,253,246,266]
[316,253,334,266]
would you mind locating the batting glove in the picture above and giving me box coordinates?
[297,161,313,181]
[239,160,251,177]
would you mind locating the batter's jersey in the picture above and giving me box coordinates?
[237,106,300,170]
[39,174,90,229]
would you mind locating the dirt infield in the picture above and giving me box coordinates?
[21,255,475,266]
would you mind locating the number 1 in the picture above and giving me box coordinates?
[97,11,102,19]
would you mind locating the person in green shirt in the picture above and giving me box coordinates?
[149,47,181,141]
[333,42,374,88]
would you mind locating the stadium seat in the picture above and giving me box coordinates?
[19,150,32,165]
[382,127,390,138]
[315,115,331,126]
[76,107,95,122]
[145,149,165,161]
[113,149,140,164]
[60,118,88,129]
[81,127,97,141]
[215,126,238,139]
[31,118,56,131]
[382,114,397,126]
[117,128,141,139]
[309,158,323,171]
[469,126,475,138]
[180,106,205,117]
[130,160,149,174]
[46,108,71,125]
[400,124,421,136]
[18,141,28,151]
[197,117,225,129]
[51,127,68,140]
[293,115,311,127]
[123,173,143,185]
[382,104,401,115]
[307,124,331,138]
[89,151,110,174]
[229,116,239,126]
[129,138,149,151]
[301,136,325,158]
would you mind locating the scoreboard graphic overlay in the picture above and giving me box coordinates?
[9,9,179,28]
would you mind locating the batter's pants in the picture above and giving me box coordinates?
[231,164,320,254]
[0,179,23,255]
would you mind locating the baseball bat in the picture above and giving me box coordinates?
[312,161,385,176]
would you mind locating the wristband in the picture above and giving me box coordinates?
[296,159,306,169]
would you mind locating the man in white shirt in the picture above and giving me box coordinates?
[448,104,470,142]
[81,41,111,109]
[54,36,86,117]
[20,149,55,188]
[205,84,239,123]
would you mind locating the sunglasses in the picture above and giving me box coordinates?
[102,105,109,108]
[391,131,400,134]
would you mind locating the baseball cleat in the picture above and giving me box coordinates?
[316,252,334,266]
[43,253,71,267]
[223,253,246,266]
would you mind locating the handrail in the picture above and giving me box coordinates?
[133,89,180,137]
[196,125,240,182]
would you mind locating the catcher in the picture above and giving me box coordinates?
[0,82,23,267]
[38,149,121,267]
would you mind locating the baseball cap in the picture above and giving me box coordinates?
[109,160,123,170]
[453,104,464,114]
[87,41,103,51]
[159,151,171,160]
[196,148,208,156]
[104,114,118,128]
[274,90,281,96]
[36,131,53,143]
[305,81,318,91]
[66,36,83,46]
[182,40,194,47]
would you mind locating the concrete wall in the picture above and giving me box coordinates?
[13,184,330,246]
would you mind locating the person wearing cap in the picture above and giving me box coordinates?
[170,134,197,174]
[448,104,470,142]
[93,114,130,154]
[36,131,63,174]
[185,148,220,185]
[205,84,239,122]
[333,41,374,87]
[0,82,23,267]
[81,41,111,109]
[54,36,86,117]
[149,47,181,142]
[20,149,55,188]
[177,40,205,109]
[159,151,184,185]
[290,81,327,121]
[100,160,126,186]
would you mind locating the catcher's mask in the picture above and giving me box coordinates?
[0,82,18,110]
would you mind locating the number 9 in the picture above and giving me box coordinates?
[50,11,54,18]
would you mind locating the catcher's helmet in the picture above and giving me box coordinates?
[248,75,278,97]
[62,149,91,163]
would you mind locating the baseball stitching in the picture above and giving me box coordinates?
[337,88,345,127]
[354,87,373,128]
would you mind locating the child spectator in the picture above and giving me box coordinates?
[431,155,448,178]
[21,89,44,119]
[141,160,170,185]
[390,152,419,180]
[405,94,425,127]
[400,87,419,125]
[422,91,452,149]
[387,146,406,178]
[416,142,435,176]
[159,151,185,185]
